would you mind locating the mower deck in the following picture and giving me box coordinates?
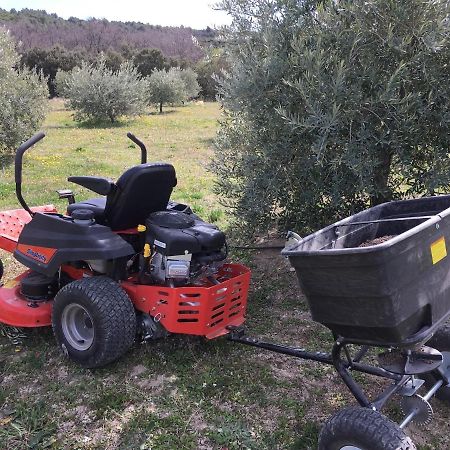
[0,206,58,327]
[0,270,52,327]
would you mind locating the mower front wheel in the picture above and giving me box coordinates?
[318,407,416,450]
[52,276,136,368]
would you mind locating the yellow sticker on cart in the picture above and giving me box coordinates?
[431,237,447,265]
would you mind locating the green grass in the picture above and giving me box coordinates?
[0,99,222,220]
[0,101,449,449]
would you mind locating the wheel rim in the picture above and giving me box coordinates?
[61,303,94,351]
[340,447,362,450]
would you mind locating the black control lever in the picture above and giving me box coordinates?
[15,132,46,216]
[127,132,147,164]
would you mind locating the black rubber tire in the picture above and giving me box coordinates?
[423,369,450,402]
[0,259,3,281]
[318,407,416,450]
[423,320,450,402]
[52,276,136,368]
[427,321,450,351]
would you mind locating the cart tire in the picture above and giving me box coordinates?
[423,320,450,402]
[0,259,3,281]
[318,407,416,450]
[52,276,136,368]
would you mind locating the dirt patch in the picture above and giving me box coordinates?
[56,365,69,381]
[185,409,209,432]
[129,364,147,378]
[137,374,177,392]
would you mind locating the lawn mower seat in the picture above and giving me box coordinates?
[67,163,177,230]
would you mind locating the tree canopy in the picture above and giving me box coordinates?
[0,8,205,62]
[133,48,166,77]
[0,28,47,162]
[176,67,201,100]
[213,0,450,234]
[59,58,147,123]
[21,45,83,97]
[147,68,188,113]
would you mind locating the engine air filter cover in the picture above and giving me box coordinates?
[146,210,226,256]
[147,211,195,229]
[20,271,57,301]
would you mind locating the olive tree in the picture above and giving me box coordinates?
[213,0,450,234]
[196,51,228,99]
[0,28,47,163]
[178,68,201,100]
[61,58,148,123]
[147,68,186,113]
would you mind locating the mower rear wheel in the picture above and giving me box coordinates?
[52,276,136,368]
[423,320,450,402]
[318,407,416,450]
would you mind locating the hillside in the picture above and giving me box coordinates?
[0,8,216,61]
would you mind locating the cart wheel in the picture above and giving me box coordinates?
[52,276,136,368]
[318,407,416,450]
[423,321,450,402]
[0,259,3,281]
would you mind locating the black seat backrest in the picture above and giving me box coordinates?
[104,163,177,230]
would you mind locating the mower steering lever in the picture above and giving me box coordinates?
[15,132,46,216]
[127,132,147,164]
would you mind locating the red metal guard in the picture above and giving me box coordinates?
[123,264,251,339]
[0,205,57,252]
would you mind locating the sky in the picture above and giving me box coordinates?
[0,0,232,29]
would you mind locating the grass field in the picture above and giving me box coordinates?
[0,99,223,222]
[0,101,449,450]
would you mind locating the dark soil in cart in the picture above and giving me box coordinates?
[359,235,397,247]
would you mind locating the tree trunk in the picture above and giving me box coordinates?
[159,102,163,113]
[370,148,393,206]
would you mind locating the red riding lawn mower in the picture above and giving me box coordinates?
[0,132,250,368]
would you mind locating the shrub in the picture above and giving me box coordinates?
[54,69,71,97]
[0,28,47,163]
[147,68,186,113]
[177,68,201,100]
[213,0,450,234]
[62,58,148,123]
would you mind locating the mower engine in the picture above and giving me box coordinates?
[143,210,227,286]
